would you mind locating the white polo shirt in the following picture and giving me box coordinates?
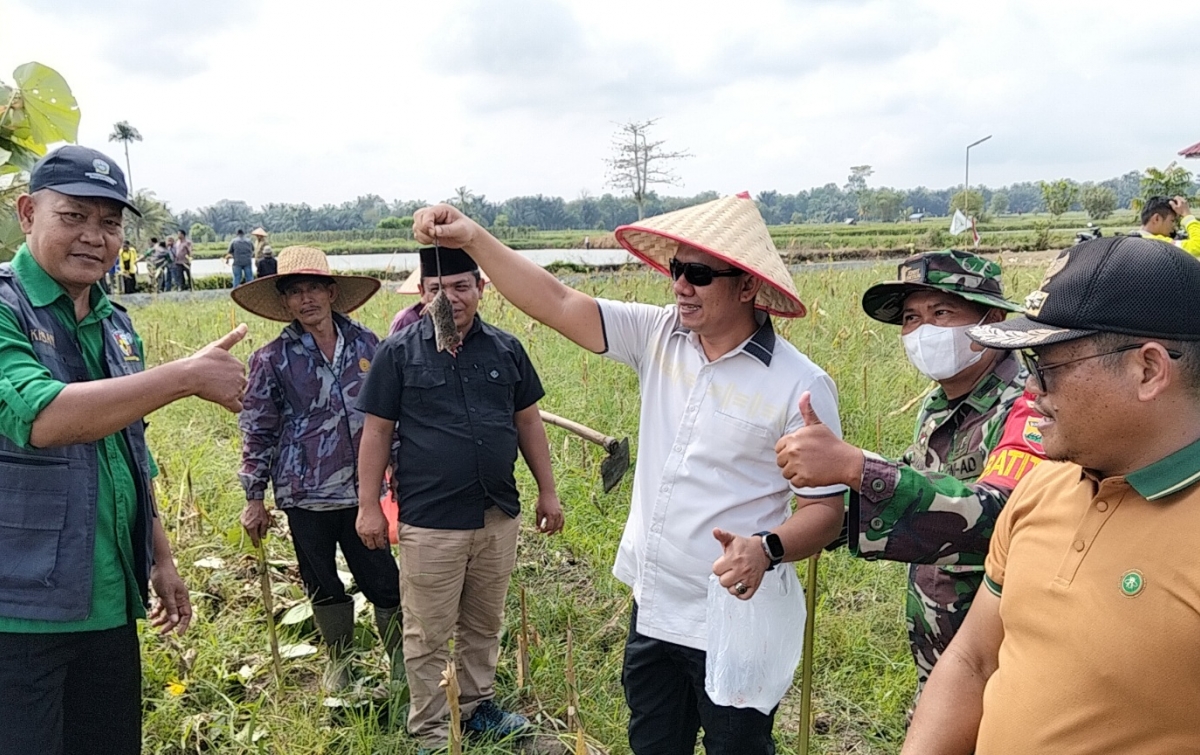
[598,300,846,650]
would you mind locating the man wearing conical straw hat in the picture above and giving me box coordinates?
[232,246,402,691]
[413,195,848,753]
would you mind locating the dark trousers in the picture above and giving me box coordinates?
[0,622,141,755]
[623,602,776,755]
[285,507,400,608]
[121,274,137,294]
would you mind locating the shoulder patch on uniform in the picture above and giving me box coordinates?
[113,330,140,362]
[1023,416,1043,451]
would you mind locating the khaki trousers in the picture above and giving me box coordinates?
[399,507,520,746]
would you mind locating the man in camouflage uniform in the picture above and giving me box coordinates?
[233,247,401,691]
[776,250,1046,691]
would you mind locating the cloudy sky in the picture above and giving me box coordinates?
[2,0,1194,213]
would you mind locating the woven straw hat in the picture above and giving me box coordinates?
[231,246,381,322]
[395,266,491,295]
[250,227,269,237]
[614,195,804,317]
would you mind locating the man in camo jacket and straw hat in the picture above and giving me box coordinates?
[412,194,847,754]
[232,246,402,691]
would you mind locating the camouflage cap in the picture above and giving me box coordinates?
[861,249,1023,325]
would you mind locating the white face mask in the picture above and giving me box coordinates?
[902,321,985,381]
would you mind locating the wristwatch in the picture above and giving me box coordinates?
[755,530,784,571]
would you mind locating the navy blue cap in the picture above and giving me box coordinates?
[28,145,141,217]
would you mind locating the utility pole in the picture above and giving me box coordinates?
[964,135,992,214]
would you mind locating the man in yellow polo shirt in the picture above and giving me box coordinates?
[903,235,1200,754]
[1134,195,1200,256]
[0,146,250,755]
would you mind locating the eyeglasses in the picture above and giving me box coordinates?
[668,257,743,287]
[1019,343,1182,392]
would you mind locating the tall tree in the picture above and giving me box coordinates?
[107,121,142,194]
[1039,179,1079,219]
[1080,185,1117,220]
[845,165,874,218]
[604,119,691,220]
[125,189,175,249]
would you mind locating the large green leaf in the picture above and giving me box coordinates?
[11,63,79,150]
[0,209,24,262]
[0,135,40,172]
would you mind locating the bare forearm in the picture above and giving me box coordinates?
[516,411,557,494]
[775,496,843,562]
[464,231,604,352]
[151,515,176,570]
[902,648,988,754]
[30,361,194,448]
[357,418,393,513]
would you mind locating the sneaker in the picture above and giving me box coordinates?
[463,699,530,738]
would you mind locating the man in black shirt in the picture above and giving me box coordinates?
[356,247,562,752]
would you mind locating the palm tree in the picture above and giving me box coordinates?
[125,189,174,250]
[108,121,142,194]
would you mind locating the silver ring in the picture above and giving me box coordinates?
[734,582,748,595]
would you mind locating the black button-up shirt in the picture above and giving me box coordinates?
[357,315,544,529]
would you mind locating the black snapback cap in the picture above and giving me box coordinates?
[970,236,1200,349]
[28,145,141,216]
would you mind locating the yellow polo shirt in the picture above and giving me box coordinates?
[978,441,1200,754]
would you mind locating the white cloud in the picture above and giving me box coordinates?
[2,0,1195,212]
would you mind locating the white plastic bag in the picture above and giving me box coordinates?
[704,567,806,714]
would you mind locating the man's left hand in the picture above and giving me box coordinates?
[149,564,192,636]
[775,391,865,490]
[712,528,770,600]
[535,491,564,534]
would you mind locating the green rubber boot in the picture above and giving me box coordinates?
[312,601,355,692]
[374,605,405,684]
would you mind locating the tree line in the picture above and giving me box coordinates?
[164,170,1193,241]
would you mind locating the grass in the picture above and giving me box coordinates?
[132,259,1048,754]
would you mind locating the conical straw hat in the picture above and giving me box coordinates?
[250,227,269,237]
[614,194,804,317]
[396,265,491,295]
[231,246,381,322]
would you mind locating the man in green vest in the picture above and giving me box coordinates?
[0,146,249,755]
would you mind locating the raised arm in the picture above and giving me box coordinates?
[28,325,248,448]
[413,204,605,352]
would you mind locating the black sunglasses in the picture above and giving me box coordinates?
[668,257,744,287]
[1019,343,1182,393]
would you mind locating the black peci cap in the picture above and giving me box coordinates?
[419,247,478,279]
[970,236,1200,349]
[28,145,140,216]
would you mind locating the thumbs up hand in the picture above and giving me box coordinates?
[186,324,249,412]
[712,527,770,601]
[774,391,864,490]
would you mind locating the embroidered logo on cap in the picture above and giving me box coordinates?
[1120,570,1144,597]
[85,158,118,186]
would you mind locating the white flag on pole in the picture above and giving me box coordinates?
[949,209,970,236]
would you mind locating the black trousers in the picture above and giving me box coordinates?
[0,622,141,755]
[285,507,400,608]
[623,602,776,755]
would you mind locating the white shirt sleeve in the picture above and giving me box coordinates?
[787,370,849,498]
[595,299,671,373]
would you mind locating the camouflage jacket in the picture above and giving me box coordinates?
[239,314,379,510]
[849,350,1046,686]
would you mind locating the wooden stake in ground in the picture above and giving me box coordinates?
[517,587,531,692]
[565,624,581,732]
[440,659,463,755]
[798,555,819,755]
[255,540,284,683]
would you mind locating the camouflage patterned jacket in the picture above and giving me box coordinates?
[239,314,379,510]
[849,350,1046,686]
